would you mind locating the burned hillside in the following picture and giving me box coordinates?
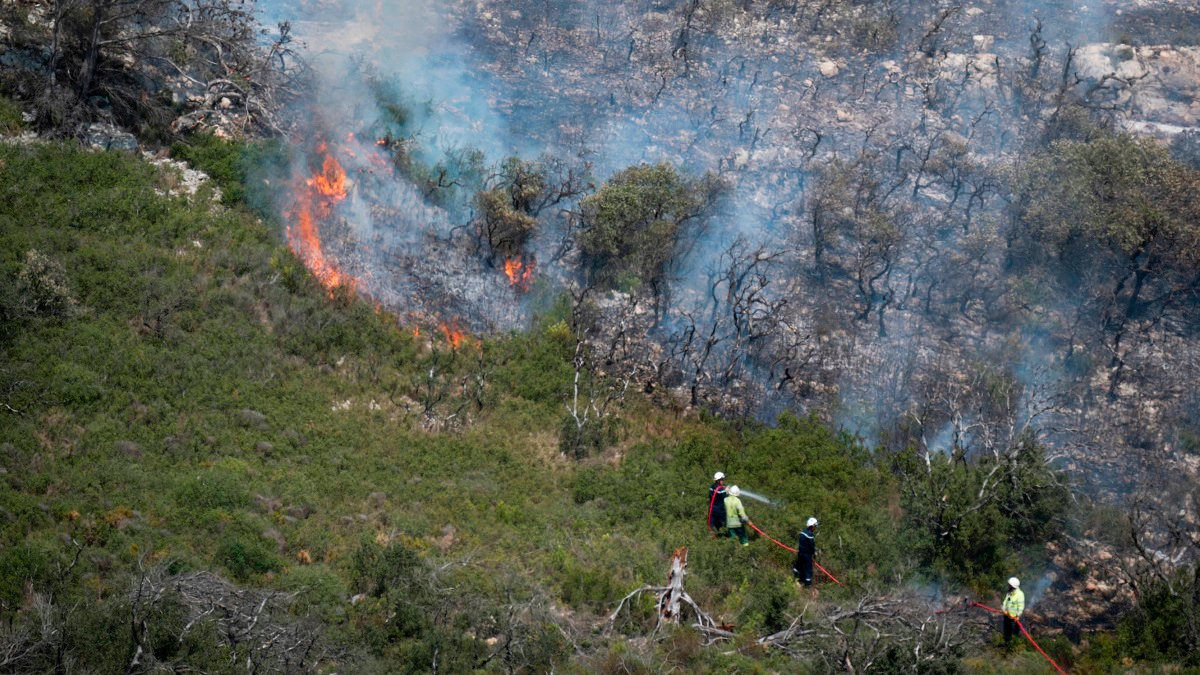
[252,0,1200,632]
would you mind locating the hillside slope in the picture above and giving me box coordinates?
[0,140,1183,672]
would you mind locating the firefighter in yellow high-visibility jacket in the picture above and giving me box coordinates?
[724,486,750,546]
[1002,577,1025,644]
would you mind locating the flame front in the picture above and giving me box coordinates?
[285,142,355,292]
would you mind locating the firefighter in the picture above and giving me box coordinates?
[707,471,728,537]
[793,517,817,586]
[1002,577,1025,644]
[724,485,750,546]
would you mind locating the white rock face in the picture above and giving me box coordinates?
[1074,44,1200,129]
[818,59,839,78]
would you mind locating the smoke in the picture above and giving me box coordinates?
[1024,570,1055,608]
[248,0,1200,511]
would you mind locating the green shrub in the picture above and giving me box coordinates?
[0,96,22,135]
[893,436,1069,588]
[170,133,288,209]
[559,411,618,459]
[216,536,282,581]
[281,565,347,623]
[175,470,250,513]
[13,249,80,319]
[560,562,620,611]
[1116,565,1200,666]
[0,542,54,611]
[350,538,427,598]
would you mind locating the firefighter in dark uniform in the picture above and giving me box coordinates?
[707,471,728,537]
[793,517,818,586]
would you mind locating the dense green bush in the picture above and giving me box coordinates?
[216,535,282,580]
[170,133,289,209]
[0,96,23,134]
[1116,565,1200,666]
[892,436,1069,588]
[579,163,721,295]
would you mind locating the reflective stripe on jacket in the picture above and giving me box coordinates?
[1003,589,1025,618]
[796,529,815,558]
[724,495,747,528]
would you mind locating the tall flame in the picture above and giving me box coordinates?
[309,153,348,201]
[285,142,355,292]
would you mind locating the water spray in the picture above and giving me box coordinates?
[738,489,776,506]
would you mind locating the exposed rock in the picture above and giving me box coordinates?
[817,59,839,78]
[284,503,315,520]
[115,440,142,458]
[84,123,138,152]
[239,409,268,430]
[255,440,275,456]
[368,491,387,506]
[144,152,221,201]
[1075,44,1200,129]
[262,527,287,553]
[282,428,306,447]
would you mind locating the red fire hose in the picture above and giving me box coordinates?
[942,601,1068,674]
[707,485,719,528]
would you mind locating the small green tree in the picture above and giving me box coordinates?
[578,163,719,300]
[13,249,80,319]
[893,434,1069,587]
[476,157,546,261]
[1012,134,1200,393]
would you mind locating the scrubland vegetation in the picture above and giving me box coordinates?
[2,134,1193,672]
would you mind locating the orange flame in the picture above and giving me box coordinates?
[503,257,535,291]
[285,142,356,293]
[439,321,468,350]
[308,153,348,201]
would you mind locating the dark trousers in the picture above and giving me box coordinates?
[1003,615,1017,643]
[793,555,813,586]
[709,512,725,535]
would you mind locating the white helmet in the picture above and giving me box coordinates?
[728,485,740,497]
[714,471,725,481]
[806,517,818,528]
[1008,577,1020,589]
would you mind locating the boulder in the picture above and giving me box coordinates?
[239,409,268,430]
[115,440,142,458]
[85,123,138,152]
